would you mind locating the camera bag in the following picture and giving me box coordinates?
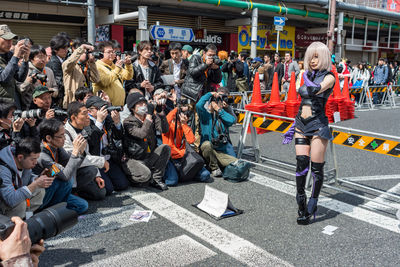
[223,160,252,183]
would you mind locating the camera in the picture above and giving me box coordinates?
[81,129,89,140]
[13,109,44,120]
[220,94,234,105]
[30,69,47,84]
[106,106,123,113]
[92,51,103,60]
[212,56,223,66]
[178,98,191,106]
[54,109,68,121]
[212,134,229,147]
[0,202,78,244]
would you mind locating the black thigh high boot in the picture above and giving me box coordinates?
[295,155,310,225]
[307,161,325,219]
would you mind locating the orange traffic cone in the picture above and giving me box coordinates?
[249,72,262,105]
[342,77,351,101]
[286,71,297,102]
[285,72,301,118]
[333,72,342,99]
[269,72,281,103]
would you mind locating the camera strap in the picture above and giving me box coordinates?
[211,111,226,138]
[0,158,20,191]
[173,110,184,149]
[43,141,58,163]
[104,65,123,85]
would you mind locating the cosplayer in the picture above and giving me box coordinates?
[283,42,335,225]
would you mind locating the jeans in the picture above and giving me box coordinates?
[67,194,88,215]
[164,160,179,186]
[100,159,130,195]
[224,143,237,158]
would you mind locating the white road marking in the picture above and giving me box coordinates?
[82,235,217,267]
[363,182,400,211]
[322,225,338,236]
[341,174,400,182]
[249,172,400,234]
[132,193,292,267]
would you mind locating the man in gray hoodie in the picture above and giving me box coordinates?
[0,138,53,218]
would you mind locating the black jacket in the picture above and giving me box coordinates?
[181,54,222,101]
[270,62,284,89]
[46,55,64,95]
[123,111,168,160]
[125,60,164,96]
[221,60,244,92]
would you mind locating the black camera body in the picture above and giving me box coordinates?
[212,134,229,148]
[13,109,44,120]
[106,106,123,113]
[211,94,233,105]
[31,69,47,84]
[212,56,223,66]
[92,51,103,60]
[54,109,68,121]
[0,203,77,244]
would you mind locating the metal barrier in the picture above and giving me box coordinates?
[350,84,398,110]
[235,108,400,212]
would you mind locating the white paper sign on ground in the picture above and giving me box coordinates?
[334,111,341,123]
[322,225,338,235]
[196,186,229,218]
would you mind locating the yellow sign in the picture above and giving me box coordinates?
[238,24,295,54]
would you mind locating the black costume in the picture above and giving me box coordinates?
[294,70,334,225]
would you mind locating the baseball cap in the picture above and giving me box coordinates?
[182,45,193,54]
[251,57,263,63]
[0,25,17,40]
[126,92,147,110]
[32,85,53,99]
[85,96,108,109]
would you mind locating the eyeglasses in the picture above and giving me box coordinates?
[53,135,65,139]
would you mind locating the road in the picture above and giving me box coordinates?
[40,105,400,266]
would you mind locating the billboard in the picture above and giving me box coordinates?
[387,0,400,12]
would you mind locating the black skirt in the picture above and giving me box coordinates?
[295,114,332,141]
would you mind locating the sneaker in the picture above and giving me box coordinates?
[211,169,223,177]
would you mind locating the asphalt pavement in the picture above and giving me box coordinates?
[39,105,400,267]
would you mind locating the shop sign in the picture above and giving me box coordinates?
[296,30,327,47]
[150,25,194,42]
[0,11,29,20]
[193,34,222,44]
[195,29,206,40]
[237,24,295,53]
[0,11,85,24]
[387,0,400,12]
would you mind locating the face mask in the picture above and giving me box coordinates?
[136,106,148,115]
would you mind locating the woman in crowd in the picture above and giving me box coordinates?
[350,62,370,104]
[292,42,335,225]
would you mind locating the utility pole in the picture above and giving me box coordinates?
[87,0,96,44]
[337,11,344,60]
[327,0,336,55]
[250,8,258,58]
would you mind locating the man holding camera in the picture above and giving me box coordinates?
[0,25,30,109]
[0,138,52,218]
[196,89,237,177]
[85,96,129,195]
[93,41,133,107]
[33,118,88,215]
[221,51,247,92]
[19,45,58,110]
[182,44,222,101]
[62,42,100,109]
[63,102,106,200]
[122,92,170,190]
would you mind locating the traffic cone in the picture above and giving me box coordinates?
[342,77,355,120]
[269,72,281,103]
[285,71,301,118]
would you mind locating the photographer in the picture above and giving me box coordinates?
[221,51,247,92]
[62,41,100,109]
[0,216,45,267]
[30,86,60,126]
[122,92,170,191]
[75,86,94,105]
[32,118,88,215]
[46,34,70,106]
[0,24,30,109]
[63,102,106,200]
[93,41,133,106]
[0,99,38,150]
[160,42,188,98]
[196,88,237,177]
[85,96,129,195]
[125,41,164,99]
[162,105,211,185]
[0,138,51,218]
[19,45,58,109]
[182,44,222,101]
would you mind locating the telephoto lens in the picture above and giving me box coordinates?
[106,106,123,112]
[21,109,44,119]
[26,202,78,244]
[0,202,78,244]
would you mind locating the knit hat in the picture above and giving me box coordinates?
[182,45,193,54]
[126,92,147,110]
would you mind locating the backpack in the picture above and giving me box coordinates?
[223,160,252,183]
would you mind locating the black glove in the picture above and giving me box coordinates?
[307,86,321,96]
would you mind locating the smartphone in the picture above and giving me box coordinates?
[24,38,30,46]
[121,53,126,60]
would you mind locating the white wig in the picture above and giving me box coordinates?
[303,41,332,72]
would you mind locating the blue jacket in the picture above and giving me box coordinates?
[373,65,388,85]
[0,146,36,208]
[196,93,236,152]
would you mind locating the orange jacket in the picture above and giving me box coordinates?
[162,108,195,159]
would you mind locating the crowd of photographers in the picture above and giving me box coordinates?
[0,24,252,265]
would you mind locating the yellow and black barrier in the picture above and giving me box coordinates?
[332,130,400,158]
[368,86,387,93]
[237,113,293,133]
[392,86,400,93]
[350,87,363,94]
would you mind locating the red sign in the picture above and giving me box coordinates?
[195,29,206,40]
[387,0,400,12]
[295,30,327,47]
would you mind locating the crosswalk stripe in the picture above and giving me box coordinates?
[363,182,400,211]
[132,193,292,267]
[249,173,400,234]
[341,174,400,182]
[82,235,217,266]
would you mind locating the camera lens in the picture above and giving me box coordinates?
[25,203,78,244]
